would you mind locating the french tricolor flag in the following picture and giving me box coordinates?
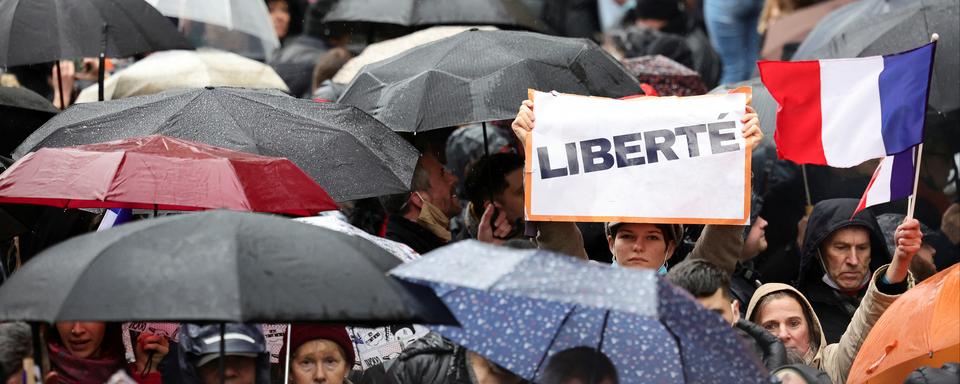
[855,147,916,215]
[759,43,934,168]
[97,208,132,231]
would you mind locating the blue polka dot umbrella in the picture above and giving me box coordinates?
[390,240,768,384]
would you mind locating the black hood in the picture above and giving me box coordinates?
[396,332,459,360]
[797,199,891,286]
[176,323,271,384]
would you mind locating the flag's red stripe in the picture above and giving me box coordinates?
[758,60,827,165]
[853,159,884,218]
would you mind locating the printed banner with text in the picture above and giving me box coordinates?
[525,91,751,224]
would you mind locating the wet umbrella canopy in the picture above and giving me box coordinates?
[74,49,288,103]
[14,87,419,202]
[323,0,544,32]
[0,210,457,324]
[338,29,641,133]
[795,0,958,112]
[145,0,279,60]
[0,135,339,216]
[391,241,768,383]
[0,0,191,66]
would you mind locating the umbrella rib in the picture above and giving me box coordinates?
[224,93,413,189]
[531,304,578,381]
[208,92,261,150]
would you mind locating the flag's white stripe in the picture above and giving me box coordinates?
[865,155,894,207]
[819,57,886,167]
[96,209,120,232]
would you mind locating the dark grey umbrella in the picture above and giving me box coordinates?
[0,0,191,67]
[0,86,58,156]
[323,0,546,32]
[795,0,958,112]
[0,210,456,324]
[13,87,420,202]
[792,0,919,60]
[338,29,641,133]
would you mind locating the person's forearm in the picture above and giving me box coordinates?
[884,253,909,284]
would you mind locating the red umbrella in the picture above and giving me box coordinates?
[0,135,337,216]
[622,55,708,96]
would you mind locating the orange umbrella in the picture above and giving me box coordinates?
[847,264,960,383]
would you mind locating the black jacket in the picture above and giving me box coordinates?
[384,214,447,255]
[384,332,475,384]
[796,199,891,343]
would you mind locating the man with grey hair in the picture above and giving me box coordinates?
[380,152,463,254]
[0,322,32,383]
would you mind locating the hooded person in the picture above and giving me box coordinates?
[795,199,893,343]
[745,214,920,384]
[177,323,271,384]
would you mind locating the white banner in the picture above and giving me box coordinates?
[525,91,751,224]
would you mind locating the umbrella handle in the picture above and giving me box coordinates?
[219,323,226,384]
[99,23,108,102]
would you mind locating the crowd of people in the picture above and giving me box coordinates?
[1,0,958,383]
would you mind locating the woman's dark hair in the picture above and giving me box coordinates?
[540,347,619,384]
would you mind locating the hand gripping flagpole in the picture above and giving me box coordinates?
[907,33,939,219]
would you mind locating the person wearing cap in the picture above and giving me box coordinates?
[177,323,271,384]
[511,98,764,275]
[281,325,355,384]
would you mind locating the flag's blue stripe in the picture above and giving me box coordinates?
[889,148,915,200]
[878,43,933,154]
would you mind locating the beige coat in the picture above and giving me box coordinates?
[745,266,910,384]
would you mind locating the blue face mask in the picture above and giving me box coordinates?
[657,264,668,276]
[612,254,670,275]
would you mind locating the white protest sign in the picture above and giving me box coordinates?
[525,91,751,224]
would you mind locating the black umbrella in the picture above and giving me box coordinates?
[0,210,456,324]
[323,0,546,32]
[338,29,642,133]
[0,0,192,105]
[0,86,58,156]
[792,0,919,60]
[13,87,420,202]
[0,0,190,67]
[797,0,958,112]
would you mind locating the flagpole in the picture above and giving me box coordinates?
[907,143,924,219]
[802,164,813,214]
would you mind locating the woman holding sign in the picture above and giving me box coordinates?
[511,97,764,275]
